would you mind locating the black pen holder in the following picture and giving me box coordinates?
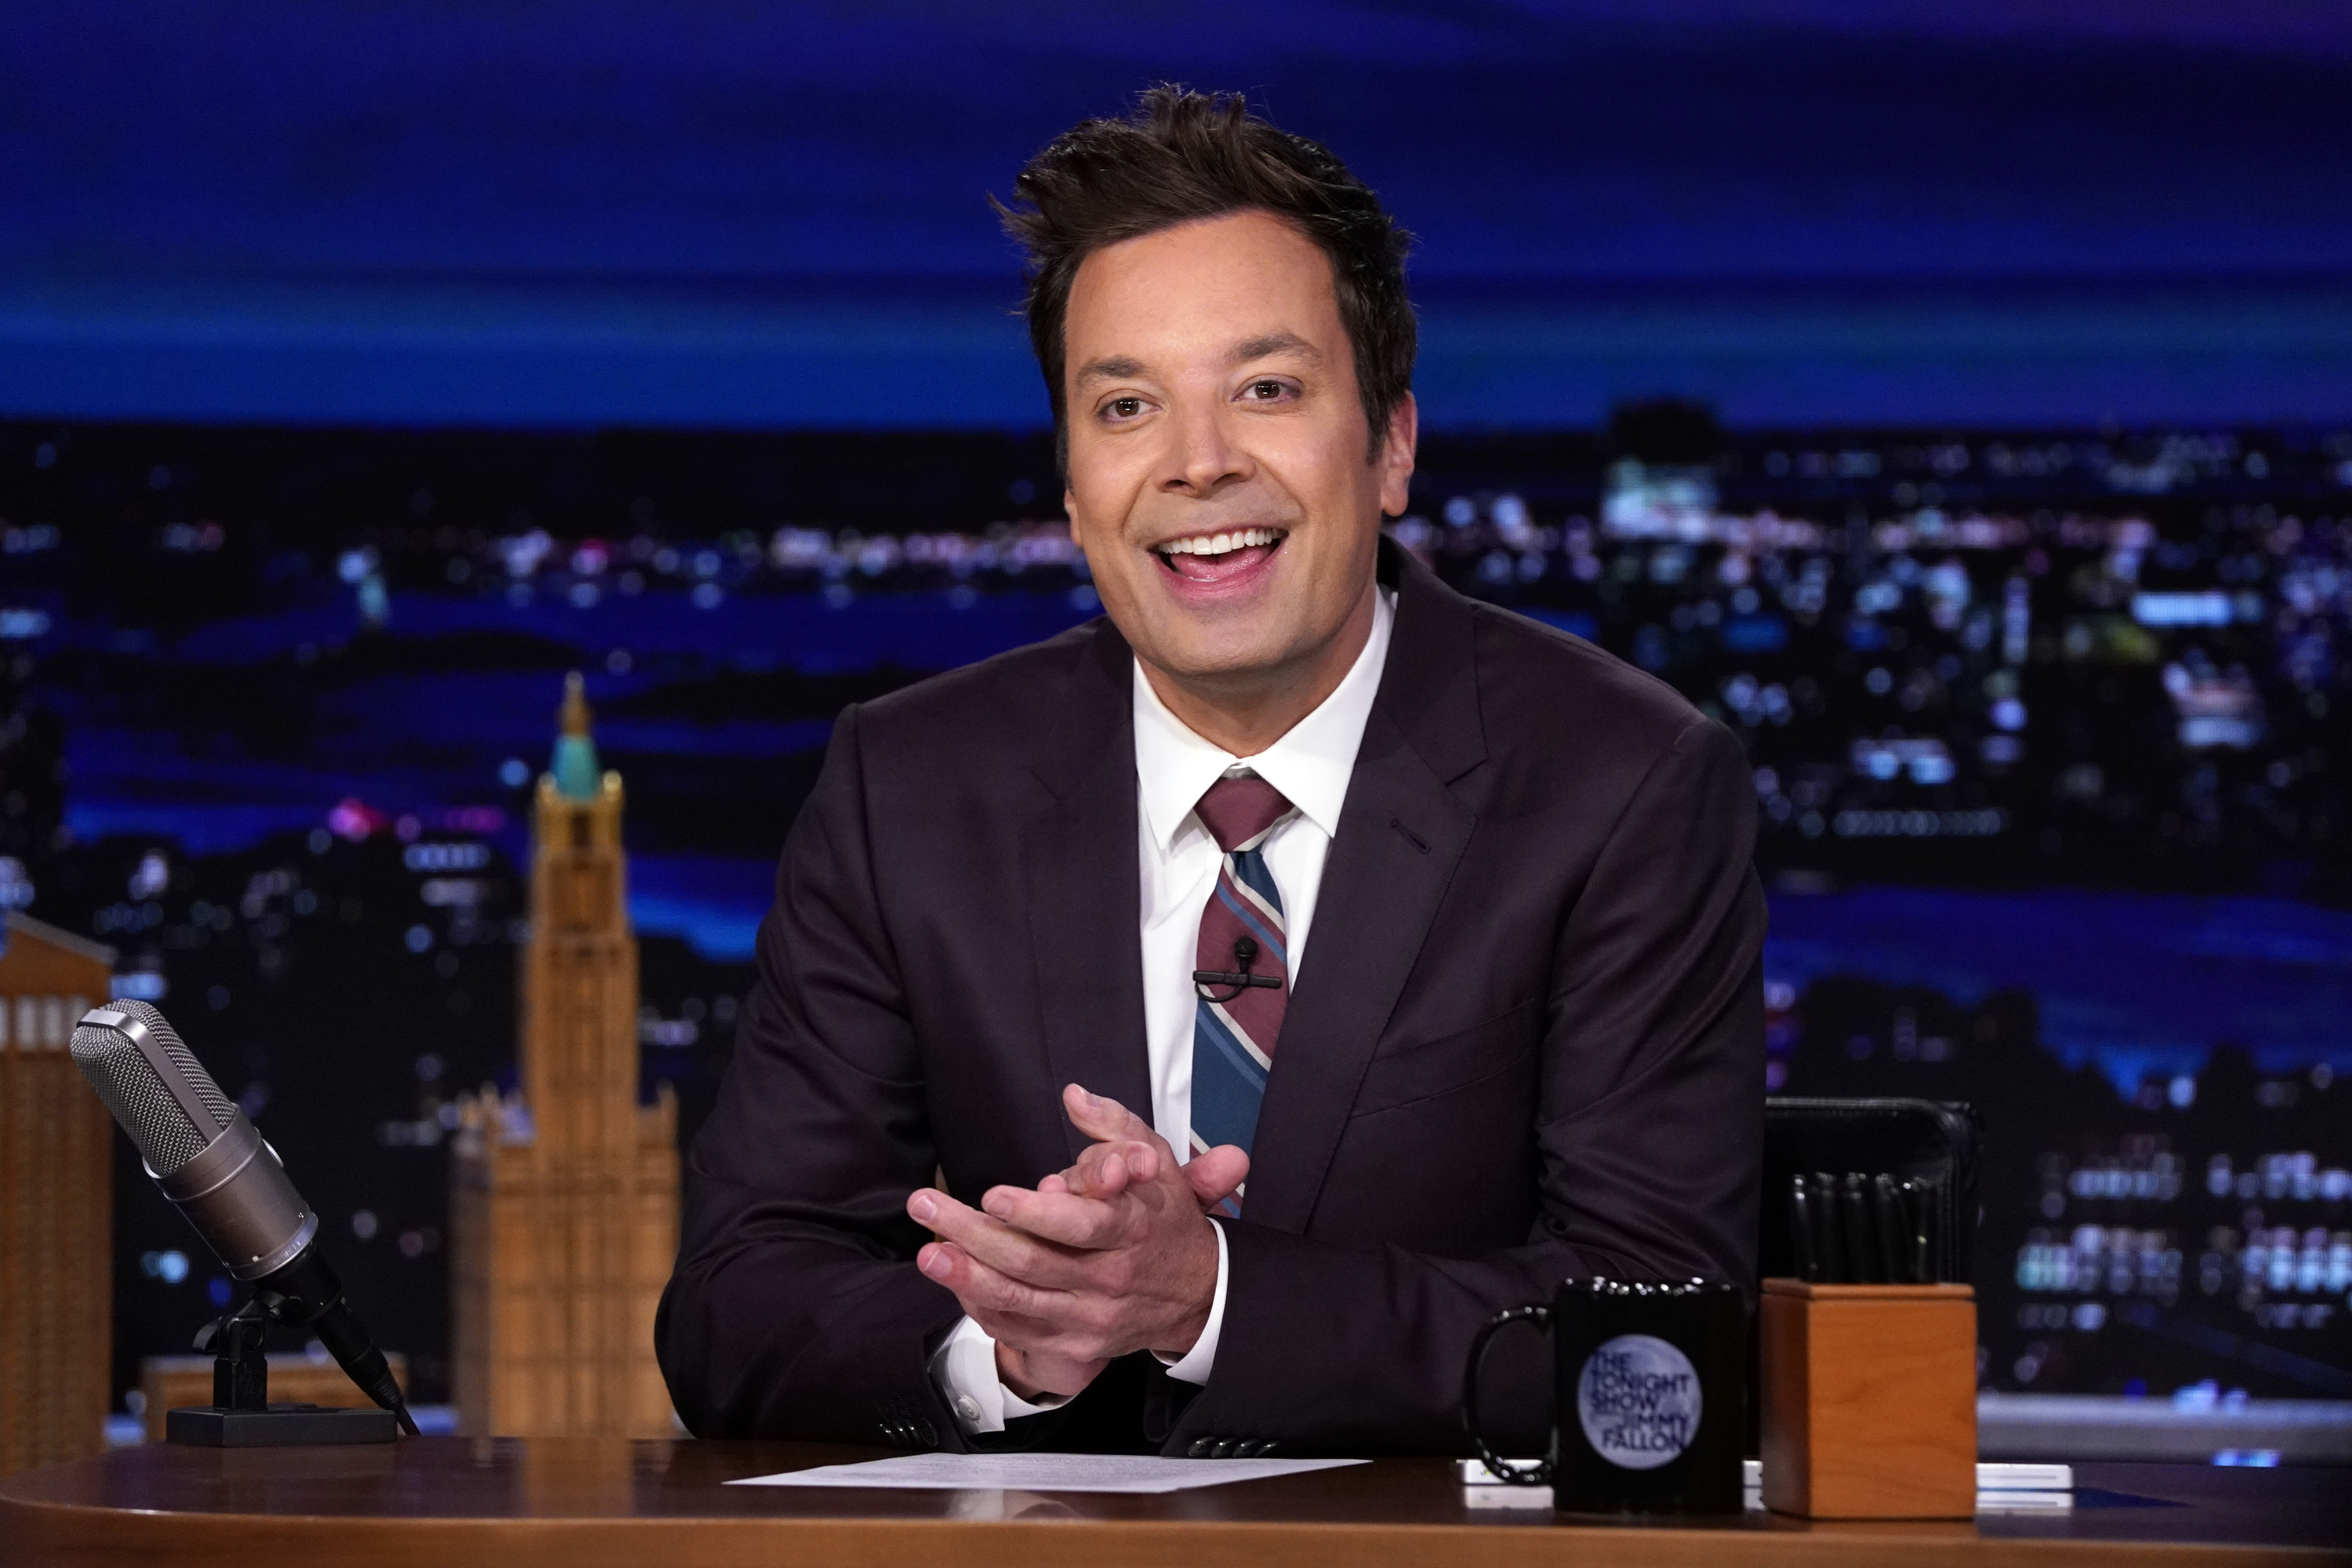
[1464,1279,1745,1515]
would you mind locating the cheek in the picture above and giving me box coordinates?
[1266,450,1378,561]
[1063,485,1122,564]
[1065,448,1149,553]
[1065,506,1110,564]
[1069,507,1156,605]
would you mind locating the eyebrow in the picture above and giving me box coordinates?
[1073,355,1145,387]
[1230,331,1320,365]
[1071,332,1323,389]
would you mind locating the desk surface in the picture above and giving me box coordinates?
[2,1439,2345,1568]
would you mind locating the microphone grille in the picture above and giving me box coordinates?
[69,1000,238,1177]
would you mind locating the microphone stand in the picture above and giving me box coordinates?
[166,1293,413,1446]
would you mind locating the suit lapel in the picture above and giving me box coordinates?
[1244,543,1488,1234]
[1018,624,1154,1163]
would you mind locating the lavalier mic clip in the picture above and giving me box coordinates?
[1193,935,1283,1004]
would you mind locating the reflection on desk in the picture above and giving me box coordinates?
[1,1439,2345,1568]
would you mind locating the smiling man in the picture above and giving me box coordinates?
[657,88,1766,1456]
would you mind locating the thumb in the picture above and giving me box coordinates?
[1062,1083,1154,1146]
[1184,1144,1250,1210]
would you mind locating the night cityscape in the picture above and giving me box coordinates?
[2,412,2346,1414]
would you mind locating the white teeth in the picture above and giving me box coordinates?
[1161,528,1283,557]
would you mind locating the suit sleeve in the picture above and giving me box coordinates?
[1172,717,1766,1455]
[655,705,971,1447]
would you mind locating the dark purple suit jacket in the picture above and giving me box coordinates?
[655,541,1765,1456]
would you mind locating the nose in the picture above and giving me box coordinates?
[1160,397,1254,498]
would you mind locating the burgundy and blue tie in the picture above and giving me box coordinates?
[1187,773,1297,1217]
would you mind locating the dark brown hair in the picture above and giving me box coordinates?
[998,85,1416,470]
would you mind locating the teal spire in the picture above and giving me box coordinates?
[550,671,601,801]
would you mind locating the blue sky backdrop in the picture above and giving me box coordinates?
[5,1,2350,426]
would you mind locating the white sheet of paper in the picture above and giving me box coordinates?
[728,1452,1367,1494]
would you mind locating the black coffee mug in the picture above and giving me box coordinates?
[1463,1278,1745,1515]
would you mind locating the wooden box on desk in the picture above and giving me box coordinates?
[1759,1279,1976,1519]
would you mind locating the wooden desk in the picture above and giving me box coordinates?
[2,1439,2345,1567]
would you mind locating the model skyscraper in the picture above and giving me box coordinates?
[0,913,114,1477]
[451,673,678,1436]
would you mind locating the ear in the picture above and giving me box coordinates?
[1377,391,1418,518]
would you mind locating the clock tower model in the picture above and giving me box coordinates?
[452,673,678,1436]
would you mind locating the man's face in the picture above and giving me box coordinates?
[1061,209,1414,692]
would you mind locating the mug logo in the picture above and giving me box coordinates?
[1576,1334,1702,1470]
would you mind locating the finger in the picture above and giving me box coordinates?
[985,1184,1132,1250]
[907,1185,978,1237]
[1064,1146,1130,1200]
[1060,1140,1161,1199]
[1062,1089,1177,1190]
[917,1242,1066,1324]
[979,1311,1110,1371]
[1183,1144,1250,1209]
[927,1248,1113,1366]
[1062,1083,1159,1150]
[982,1178,1116,1224]
[956,1275,1117,1366]
[908,1189,1077,1279]
[999,1341,1108,1401]
[913,1189,1085,1287]
[912,1185,1018,1244]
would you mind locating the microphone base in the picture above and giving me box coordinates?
[165,1403,398,1447]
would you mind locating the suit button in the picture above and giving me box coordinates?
[1186,1439,1211,1458]
[913,1418,938,1447]
[1210,1439,1236,1459]
[1233,1440,1263,1458]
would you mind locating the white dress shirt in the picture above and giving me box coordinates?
[931,586,1397,1435]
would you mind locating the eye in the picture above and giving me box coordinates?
[1102,397,1146,422]
[1242,379,1294,404]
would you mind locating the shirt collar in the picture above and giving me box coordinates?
[1133,586,1396,855]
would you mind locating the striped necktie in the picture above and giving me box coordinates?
[1186,772,1297,1218]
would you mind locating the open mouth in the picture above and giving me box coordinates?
[1153,527,1287,585]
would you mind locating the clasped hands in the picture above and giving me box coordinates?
[908,1084,1245,1402]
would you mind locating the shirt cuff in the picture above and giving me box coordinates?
[1152,1217,1228,1386]
[927,1315,1072,1436]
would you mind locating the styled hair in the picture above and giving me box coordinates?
[998,85,1416,470]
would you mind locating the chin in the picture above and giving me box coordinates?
[1144,628,1312,685]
